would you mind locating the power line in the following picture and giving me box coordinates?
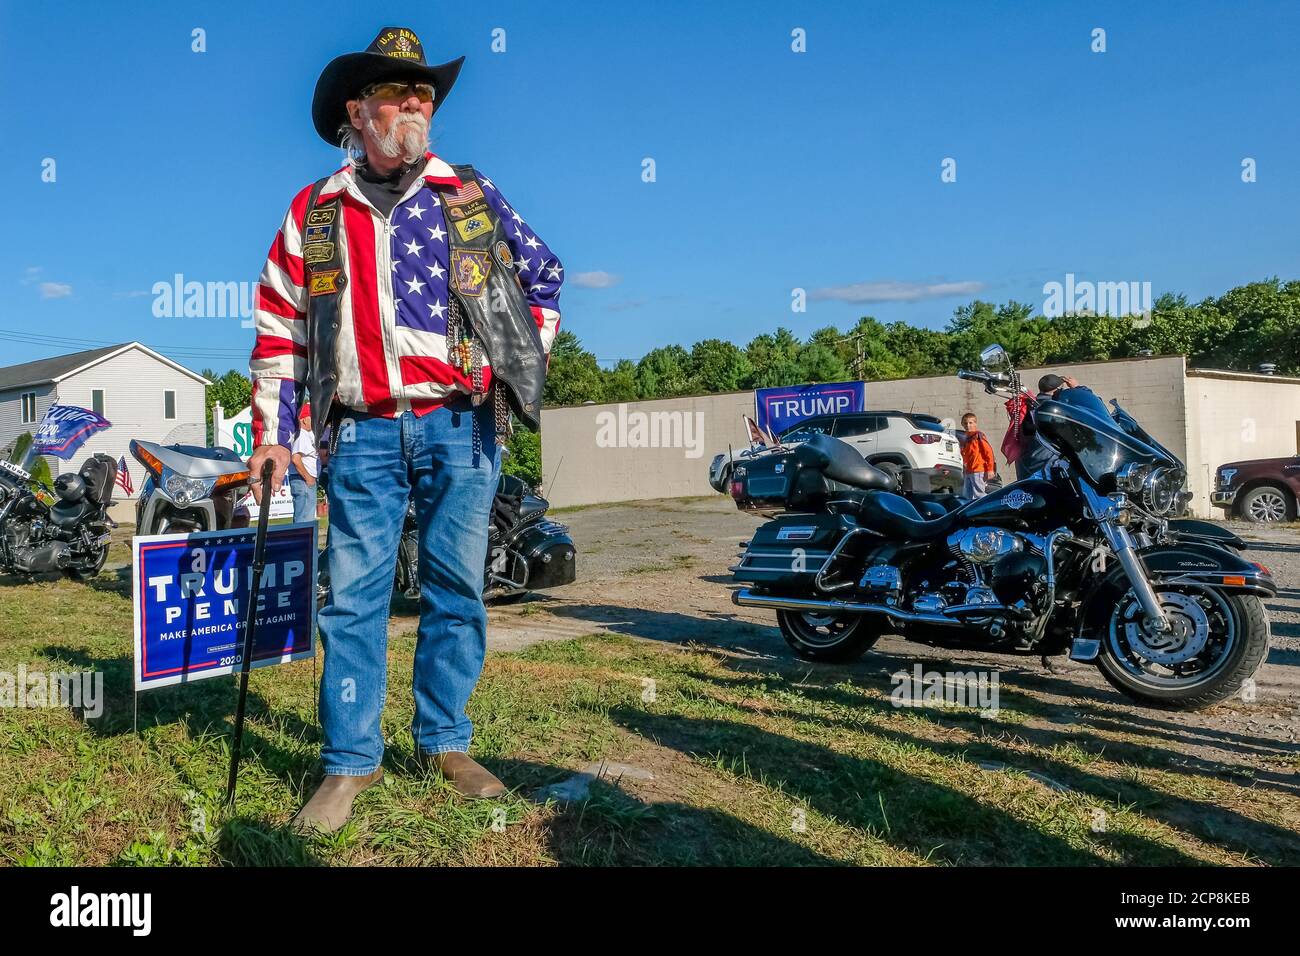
[0,328,251,364]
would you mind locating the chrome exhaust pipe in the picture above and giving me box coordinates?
[731,588,964,627]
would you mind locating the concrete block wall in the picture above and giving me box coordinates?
[540,356,1194,510]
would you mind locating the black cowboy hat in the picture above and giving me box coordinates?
[311,26,464,146]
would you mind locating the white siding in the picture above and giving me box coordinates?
[0,382,58,449]
[50,347,207,500]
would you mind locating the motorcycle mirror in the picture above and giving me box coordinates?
[979,343,1010,371]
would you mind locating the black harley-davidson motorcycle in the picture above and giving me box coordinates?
[728,344,1275,709]
[316,473,577,606]
[0,444,118,579]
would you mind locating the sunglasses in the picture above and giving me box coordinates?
[359,81,436,102]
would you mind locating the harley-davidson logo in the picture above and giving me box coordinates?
[1003,490,1034,510]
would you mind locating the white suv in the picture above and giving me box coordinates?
[709,410,964,493]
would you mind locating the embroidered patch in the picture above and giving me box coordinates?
[305,223,333,244]
[445,199,488,221]
[493,240,513,268]
[306,207,337,227]
[309,270,343,296]
[454,213,493,242]
[303,242,335,265]
[445,180,486,207]
[450,249,491,297]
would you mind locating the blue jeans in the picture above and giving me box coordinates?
[317,402,500,776]
[288,474,317,523]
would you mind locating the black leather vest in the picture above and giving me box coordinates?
[300,165,546,435]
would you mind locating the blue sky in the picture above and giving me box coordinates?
[3,0,1298,373]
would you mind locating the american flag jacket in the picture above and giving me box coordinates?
[249,152,563,448]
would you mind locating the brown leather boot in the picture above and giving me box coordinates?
[415,750,506,799]
[290,768,384,834]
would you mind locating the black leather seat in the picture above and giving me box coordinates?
[795,433,898,491]
[519,496,547,522]
[50,499,92,530]
[855,491,966,541]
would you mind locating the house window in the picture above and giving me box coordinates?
[20,391,37,424]
[164,390,176,420]
[92,389,105,417]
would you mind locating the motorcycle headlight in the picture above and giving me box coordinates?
[1116,462,1151,494]
[1142,466,1184,516]
[162,470,216,507]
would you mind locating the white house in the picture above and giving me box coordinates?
[0,342,209,502]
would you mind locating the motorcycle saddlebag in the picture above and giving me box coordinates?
[732,512,855,589]
[79,454,117,505]
[514,520,576,591]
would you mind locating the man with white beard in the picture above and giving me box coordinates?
[246,26,563,833]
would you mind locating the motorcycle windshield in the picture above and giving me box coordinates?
[1033,388,1175,487]
[0,435,40,483]
[1110,400,1180,463]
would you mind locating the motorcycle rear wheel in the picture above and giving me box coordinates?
[65,543,109,581]
[776,609,886,662]
[1095,586,1269,710]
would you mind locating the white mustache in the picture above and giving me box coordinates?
[364,106,430,163]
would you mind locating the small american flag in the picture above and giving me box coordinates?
[445,179,485,206]
[116,456,134,495]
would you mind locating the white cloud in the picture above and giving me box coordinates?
[810,279,985,304]
[20,266,41,285]
[39,282,73,299]
[571,271,622,289]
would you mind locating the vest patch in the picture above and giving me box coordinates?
[305,223,333,244]
[493,240,513,268]
[451,249,491,297]
[454,213,493,242]
[306,207,337,227]
[304,242,335,265]
[309,269,343,296]
[445,180,486,207]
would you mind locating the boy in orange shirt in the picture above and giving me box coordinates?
[959,412,997,498]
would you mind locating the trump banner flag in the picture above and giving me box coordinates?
[32,404,112,459]
[754,381,866,437]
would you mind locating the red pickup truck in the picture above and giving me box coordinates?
[1211,455,1300,522]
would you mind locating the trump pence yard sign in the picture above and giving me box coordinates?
[131,524,317,691]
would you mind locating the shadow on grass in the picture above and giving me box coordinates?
[603,704,1211,867]
[643,659,1300,865]
[217,816,325,866]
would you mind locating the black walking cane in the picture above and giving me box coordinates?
[226,459,276,808]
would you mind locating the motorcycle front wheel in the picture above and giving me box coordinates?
[776,609,885,662]
[1095,585,1269,710]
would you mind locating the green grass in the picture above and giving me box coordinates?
[1,546,1298,866]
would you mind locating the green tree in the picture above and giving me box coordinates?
[543,330,606,406]
[601,359,640,402]
[503,427,541,486]
[635,344,692,398]
[745,328,804,387]
[201,368,252,444]
[686,338,753,393]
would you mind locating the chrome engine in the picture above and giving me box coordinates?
[904,528,1047,630]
